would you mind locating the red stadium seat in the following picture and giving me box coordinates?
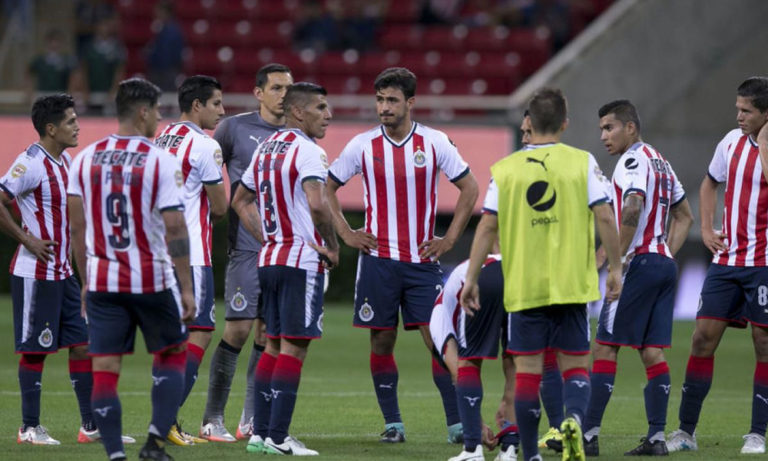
[316,51,361,76]
[121,17,153,47]
[378,25,423,51]
[421,26,468,52]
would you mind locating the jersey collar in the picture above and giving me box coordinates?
[380,122,416,147]
[29,143,64,165]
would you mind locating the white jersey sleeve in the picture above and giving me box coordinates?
[240,153,257,192]
[482,178,499,214]
[614,150,650,201]
[587,153,612,207]
[156,152,184,211]
[328,136,362,184]
[708,129,741,183]
[197,137,224,185]
[298,145,329,183]
[0,151,44,198]
[67,154,84,197]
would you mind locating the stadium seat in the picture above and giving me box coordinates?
[421,25,468,52]
[378,25,423,51]
[316,50,361,76]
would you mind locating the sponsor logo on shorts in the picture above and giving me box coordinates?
[38,327,53,348]
[231,290,248,312]
[317,312,324,332]
[210,303,216,324]
[359,300,374,322]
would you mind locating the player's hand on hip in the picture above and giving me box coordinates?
[342,228,377,253]
[418,236,454,260]
[702,228,727,254]
[604,267,623,303]
[23,234,57,262]
[309,242,339,269]
[180,290,196,324]
[460,281,480,317]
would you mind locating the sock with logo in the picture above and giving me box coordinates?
[678,355,713,435]
[515,373,542,461]
[563,368,590,425]
[584,359,616,436]
[455,366,483,451]
[750,361,768,435]
[203,339,241,423]
[69,358,94,429]
[645,361,671,438]
[371,352,401,424]
[268,354,303,444]
[241,343,264,426]
[253,352,277,438]
[180,343,205,406]
[540,349,564,428]
[150,350,186,438]
[19,354,45,429]
[92,371,123,458]
[433,358,461,426]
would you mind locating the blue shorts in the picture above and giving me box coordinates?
[698,264,768,327]
[11,275,88,354]
[259,265,324,339]
[458,261,506,360]
[86,287,188,355]
[190,266,215,330]
[354,253,443,330]
[596,254,677,348]
[506,304,590,355]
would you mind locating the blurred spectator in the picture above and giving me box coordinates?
[75,0,116,58]
[294,0,383,53]
[418,0,463,25]
[145,0,185,91]
[80,15,126,114]
[293,1,340,52]
[514,0,571,51]
[27,29,78,96]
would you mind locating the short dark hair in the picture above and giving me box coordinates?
[255,63,292,89]
[116,77,161,121]
[283,82,327,112]
[374,67,417,99]
[178,75,222,113]
[737,76,768,112]
[528,87,567,135]
[31,94,75,137]
[598,99,641,132]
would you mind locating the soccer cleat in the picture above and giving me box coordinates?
[583,436,599,457]
[263,436,319,456]
[139,441,174,461]
[166,424,193,446]
[200,419,237,442]
[448,444,485,461]
[624,437,669,456]
[741,433,766,454]
[246,434,266,453]
[17,425,60,445]
[494,445,518,461]
[77,426,137,444]
[237,417,253,440]
[666,429,697,452]
[560,417,585,461]
[380,423,406,443]
[539,427,563,449]
[448,422,464,444]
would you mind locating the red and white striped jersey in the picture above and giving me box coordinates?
[240,129,329,272]
[708,129,768,266]
[67,135,185,293]
[0,143,73,280]
[329,122,469,263]
[611,142,685,259]
[155,121,223,267]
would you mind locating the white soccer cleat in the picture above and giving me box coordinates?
[17,425,60,445]
[494,445,517,461]
[448,444,485,461]
[78,426,136,444]
[666,429,697,452]
[264,436,318,456]
[236,417,253,440]
[200,419,237,442]
[741,433,766,454]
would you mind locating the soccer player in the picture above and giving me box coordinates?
[581,100,694,456]
[0,94,130,446]
[67,77,196,461]
[327,67,479,443]
[430,254,520,461]
[667,76,768,455]
[155,75,227,445]
[461,87,623,461]
[201,63,293,441]
[230,82,339,456]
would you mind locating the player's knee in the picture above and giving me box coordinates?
[639,347,665,367]
[592,343,618,361]
[690,329,719,356]
[222,320,253,347]
[68,344,89,360]
[752,326,768,358]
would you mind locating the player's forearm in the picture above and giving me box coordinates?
[466,214,497,284]
[231,186,262,240]
[594,203,622,270]
[619,196,642,256]
[0,201,27,245]
[311,207,340,251]
[70,225,88,286]
[326,181,353,238]
[166,228,193,292]
[444,174,479,243]
[667,199,694,256]
[699,176,718,232]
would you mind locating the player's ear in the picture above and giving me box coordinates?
[45,122,57,139]
[253,85,263,101]
[562,118,570,131]
[406,97,415,110]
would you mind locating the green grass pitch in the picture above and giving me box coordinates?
[0,295,758,460]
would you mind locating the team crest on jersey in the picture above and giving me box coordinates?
[214,149,224,167]
[231,291,247,311]
[38,327,53,348]
[413,147,427,167]
[11,163,27,178]
[359,300,374,322]
[174,170,183,187]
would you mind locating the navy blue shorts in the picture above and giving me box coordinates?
[506,303,590,355]
[86,287,188,355]
[458,261,506,360]
[596,254,677,348]
[698,264,768,327]
[190,266,215,331]
[354,253,443,330]
[11,275,88,354]
[259,265,324,339]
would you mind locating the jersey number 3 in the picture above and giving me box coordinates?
[260,180,278,235]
